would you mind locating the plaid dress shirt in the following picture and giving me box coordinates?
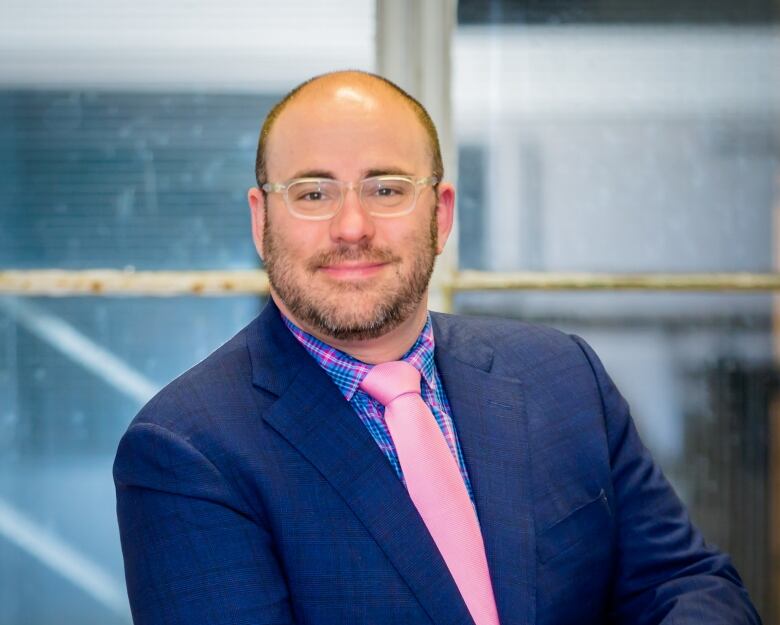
[282,313,475,501]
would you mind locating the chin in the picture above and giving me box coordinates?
[269,261,430,342]
[318,316,403,342]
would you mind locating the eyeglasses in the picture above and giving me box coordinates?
[261,175,439,221]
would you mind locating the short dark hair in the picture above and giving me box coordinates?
[254,70,444,187]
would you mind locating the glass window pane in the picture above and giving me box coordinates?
[454,5,779,273]
[0,91,276,270]
[0,295,264,624]
[0,2,375,270]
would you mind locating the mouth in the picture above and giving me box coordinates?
[318,261,390,280]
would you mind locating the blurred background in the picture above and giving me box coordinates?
[0,0,778,623]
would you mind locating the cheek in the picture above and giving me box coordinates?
[381,214,428,246]
[396,214,436,252]
[267,218,326,262]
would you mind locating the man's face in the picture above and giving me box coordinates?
[250,81,453,342]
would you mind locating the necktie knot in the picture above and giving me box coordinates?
[359,360,421,406]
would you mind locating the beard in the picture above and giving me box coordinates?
[263,209,438,341]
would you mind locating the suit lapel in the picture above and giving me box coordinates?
[247,303,474,625]
[432,314,537,625]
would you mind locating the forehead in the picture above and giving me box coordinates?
[265,80,431,179]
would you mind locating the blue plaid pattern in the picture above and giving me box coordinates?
[283,314,474,500]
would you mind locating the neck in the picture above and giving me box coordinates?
[271,292,428,364]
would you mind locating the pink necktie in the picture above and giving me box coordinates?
[360,361,500,625]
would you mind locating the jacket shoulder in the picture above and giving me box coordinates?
[431,311,583,366]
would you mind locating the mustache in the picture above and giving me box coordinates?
[307,244,400,270]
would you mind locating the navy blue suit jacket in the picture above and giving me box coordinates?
[114,301,760,624]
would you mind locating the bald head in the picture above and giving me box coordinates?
[254,71,444,187]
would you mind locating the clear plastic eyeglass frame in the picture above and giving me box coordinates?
[261,175,439,221]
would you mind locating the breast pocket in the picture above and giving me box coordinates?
[537,488,614,564]
[536,489,616,624]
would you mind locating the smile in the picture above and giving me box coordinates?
[319,262,389,279]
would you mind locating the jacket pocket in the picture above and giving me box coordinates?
[537,488,612,564]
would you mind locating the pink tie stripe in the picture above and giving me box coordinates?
[361,361,500,625]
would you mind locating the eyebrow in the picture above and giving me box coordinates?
[364,167,414,178]
[290,169,337,180]
[288,167,415,181]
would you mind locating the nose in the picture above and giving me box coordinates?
[328,184,376,244]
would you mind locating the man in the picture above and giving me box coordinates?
[114,71,761,625]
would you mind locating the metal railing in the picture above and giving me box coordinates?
[3,269,780,310]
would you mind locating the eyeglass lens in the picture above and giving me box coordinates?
[286,177,416,218]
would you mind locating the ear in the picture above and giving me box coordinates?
[247,187,266,260]
[433,182,455,255]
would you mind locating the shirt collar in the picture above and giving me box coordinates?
[281,312,437,402]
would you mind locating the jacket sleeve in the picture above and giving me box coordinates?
[113,421,295,625]
[570,335,762,625]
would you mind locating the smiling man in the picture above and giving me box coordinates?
[114,71,761,625]
[250,73,451,359]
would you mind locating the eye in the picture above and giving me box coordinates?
[375,185,402,197]
[367,179,410,197]
[300,190,325,202]
[289,181,337,203]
